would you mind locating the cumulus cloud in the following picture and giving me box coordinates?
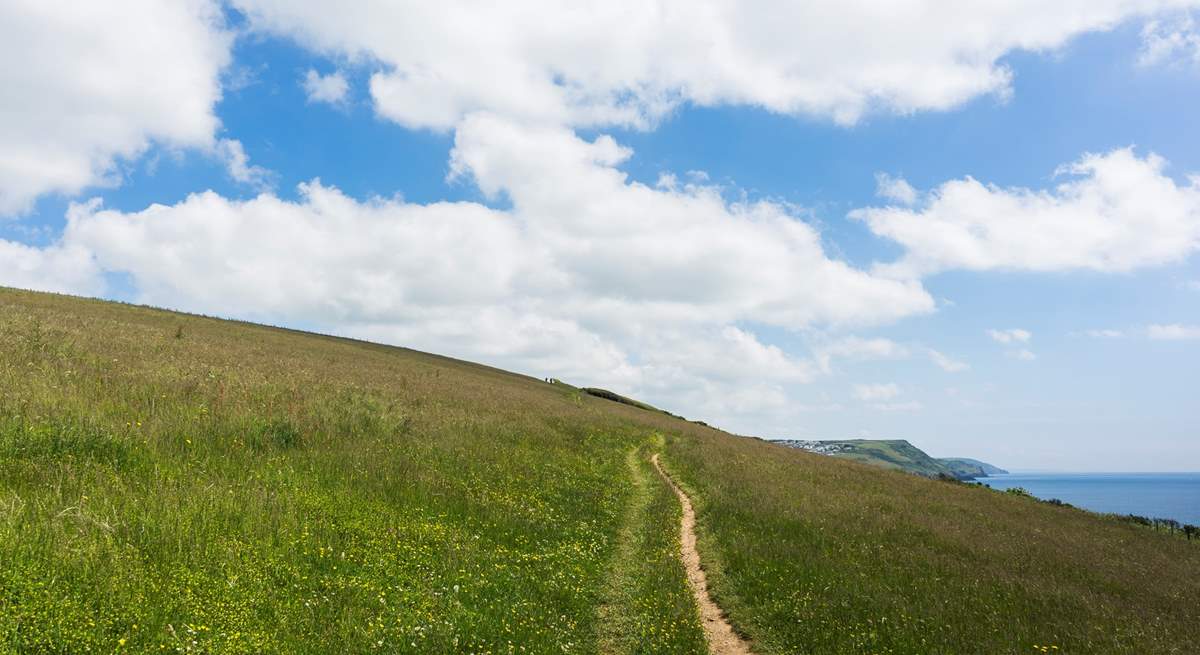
[0,238,103,296]
[302,69,350,106]
[1010,349,1038,361]
[1147,323,1200,339]
[446,114,935,329]
[853,383,902,402]
[231,0,1194,129]
[1139,11,1200,67]
[43,117,935,429]
[65,182,524,324]
[854,149,1200,277]
[988,328,1033,344]
[0,0,231,215]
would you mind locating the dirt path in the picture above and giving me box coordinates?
[651,453,753,655]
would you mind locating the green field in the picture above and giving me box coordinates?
[2,287,1198,654]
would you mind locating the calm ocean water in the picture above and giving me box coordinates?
[981,472,1200,525]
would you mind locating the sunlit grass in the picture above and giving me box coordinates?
[598,441,706,654]
[0,288,698,653]
[2,287,1197,654]
[664,432,1200,654]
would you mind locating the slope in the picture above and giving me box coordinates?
[0,287,706,654]
[664,433,1200,653]
[939,457,1008,476]
[2,287,1198,654]
[776,439,965,478]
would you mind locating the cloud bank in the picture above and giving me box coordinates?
[0,0,231,215]
[17,117,929,427]
[233,0,1195,129]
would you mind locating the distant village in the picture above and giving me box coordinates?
[775,440,856,455]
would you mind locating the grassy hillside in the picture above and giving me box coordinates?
[666,434,1200,654]
[2,287,1198,654]
[777,439,967,478]
[938,457,1008,478]
[0,288,705,653]
[933,457,985,479]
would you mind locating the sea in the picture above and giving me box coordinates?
[981,472,1200,526]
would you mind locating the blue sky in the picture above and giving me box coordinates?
[3,2,1199,470]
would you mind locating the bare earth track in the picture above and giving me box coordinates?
[652,454,754,655]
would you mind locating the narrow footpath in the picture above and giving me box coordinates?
[651,454,754,655]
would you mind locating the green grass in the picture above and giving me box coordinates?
[598,439,706,654]
[2,287,1198,654]
[664,432,1200,654]
[0,288,699,654]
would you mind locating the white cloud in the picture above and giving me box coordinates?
[1139,12,1200,67]
[447,114,935,329]
[47,117,935,430]
[928,348,970,372]
[65,182,525,324]
[853,383,902,402]
[1147,323,1200,339]
[0,1,231,215]
[988,328,1032,344]
[875,173,918,206]
[852,149,1200,277]
[986,329,1036,360]
[0,238,103,296]
[214,139,274,190]
[1010,349,1038,361]
[302,69,350,106]
[231,0,1196,130]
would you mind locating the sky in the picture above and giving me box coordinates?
[2,2,1199,471]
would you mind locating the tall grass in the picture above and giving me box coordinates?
[2,287,1197,654]
[0,289,699,653]
[664,432,1200,654]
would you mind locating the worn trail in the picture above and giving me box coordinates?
[651,453,753,655]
